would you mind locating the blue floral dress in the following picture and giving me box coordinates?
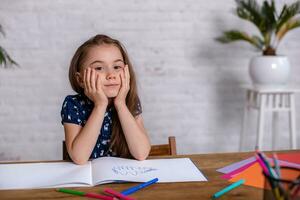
[60,93,142,159]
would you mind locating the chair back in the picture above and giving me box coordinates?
[149,136,177,156]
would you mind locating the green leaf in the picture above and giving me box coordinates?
[276,0,300,33]
[0,45,18,68]
[252,35,264,48]
[276,18,300,41]
[216,30,264,50]
[219,0,300,53]
[235,0,265,33]
[6,53,18,67]
[0,24,17,68]
[289,18,300,29]
[0,46,7,66]
[261,0,276,31]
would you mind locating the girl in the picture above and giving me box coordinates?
[61,34,151,165]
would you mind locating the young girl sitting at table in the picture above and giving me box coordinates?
[61,34,151,165]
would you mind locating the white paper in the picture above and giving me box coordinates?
[91,157,207,185]
[0,161,92,190]
[0,157,207,190]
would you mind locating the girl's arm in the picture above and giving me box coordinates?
[114,66,151,160]
[65,68,108,165]
[115,105,151,160]
[64,104,107,165]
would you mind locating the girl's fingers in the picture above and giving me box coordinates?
[125,65,130,89]
[120,69,125,90]
[95,73,99,91]
[85,68,91,91]
[125,65,130,78]
[83,68,89,91]
[96,73,102,91]
[90,69,96,91]
[83,69,86,88]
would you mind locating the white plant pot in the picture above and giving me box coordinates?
[249,55,290,87]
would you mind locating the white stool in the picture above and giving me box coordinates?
[239,86,299,151]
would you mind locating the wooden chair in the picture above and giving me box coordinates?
[63,136,177,160]
[149,136,177,156]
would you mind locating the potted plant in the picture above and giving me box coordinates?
[0,24,17,68]
[216,0,300,86]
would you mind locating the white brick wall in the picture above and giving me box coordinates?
[0,0,299,161]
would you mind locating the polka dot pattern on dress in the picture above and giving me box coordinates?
[61,94,115,158]
[60,93,142,159]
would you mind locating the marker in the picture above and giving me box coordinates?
[258,152,279,179]
[121,178,159,195]
[212,179,245,199]
[273,153,281,178]
[104,188,136,200]
[57,188,113,200]
[255,155,270,175]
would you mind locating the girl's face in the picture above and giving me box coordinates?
[80,44,125,98]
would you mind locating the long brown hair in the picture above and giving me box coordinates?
[68,34,140,158]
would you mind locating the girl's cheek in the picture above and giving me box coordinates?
[98,73,106,83]
[96,71,103,79]
[117,72,122,81]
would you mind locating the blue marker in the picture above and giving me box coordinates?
[121,178,159,195]
[212,179,245,199]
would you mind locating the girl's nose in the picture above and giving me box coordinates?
[106,72,116,80]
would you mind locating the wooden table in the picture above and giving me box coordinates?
[1,150,296,200]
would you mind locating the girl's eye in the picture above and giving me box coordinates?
[114,66,122,70]
[95,67,103,71]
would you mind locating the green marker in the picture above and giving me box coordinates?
[57,188,113,200]
[57,188,85,195]
[212,179,245,199]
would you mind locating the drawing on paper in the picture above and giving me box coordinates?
[112,166,157,176]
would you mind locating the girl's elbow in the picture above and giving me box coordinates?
[135,155,147,161]
[134,149,150,161]
[73,159,88,165]
[71,155,89,165]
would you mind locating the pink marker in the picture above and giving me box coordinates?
[255,155,270,175]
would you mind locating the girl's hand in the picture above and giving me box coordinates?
[114,65,130,108]
[83,68,108,107]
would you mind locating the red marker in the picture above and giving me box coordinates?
[104,188,136,200]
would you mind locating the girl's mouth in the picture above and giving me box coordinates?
[104,84,119,87]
